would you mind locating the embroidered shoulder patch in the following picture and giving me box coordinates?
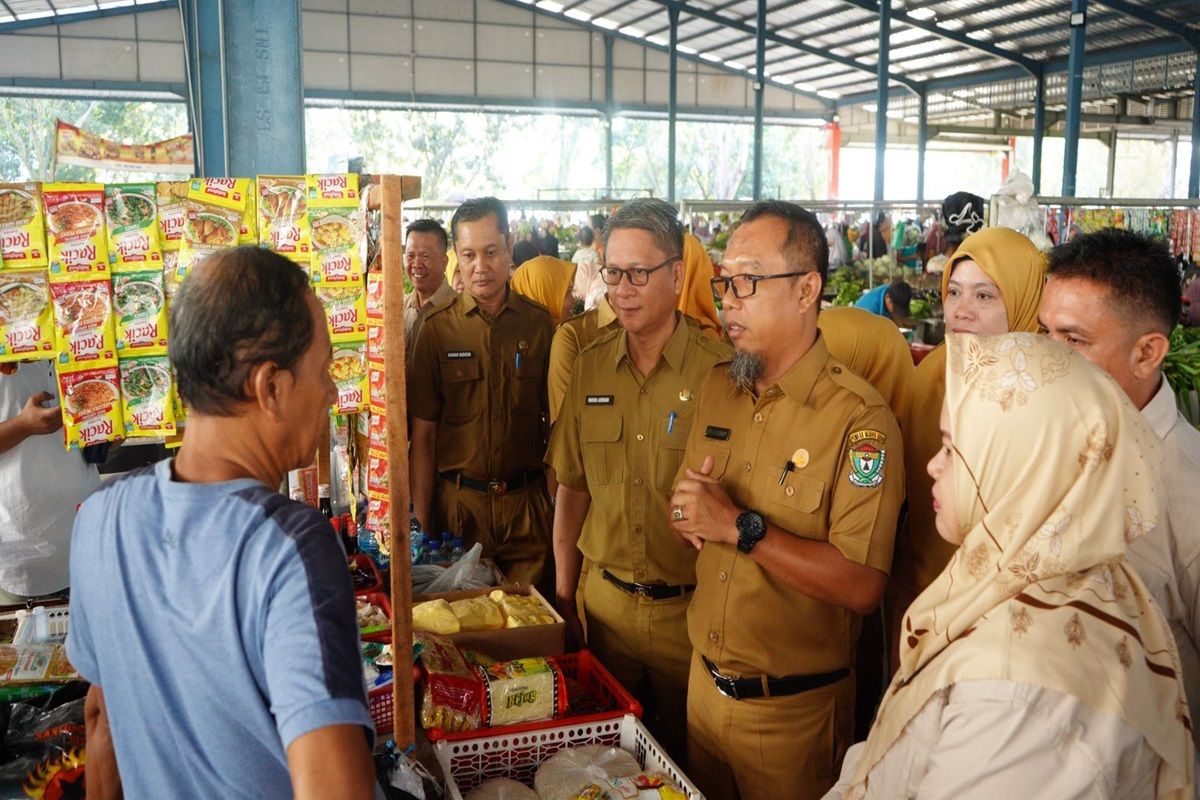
[847,429,887,488]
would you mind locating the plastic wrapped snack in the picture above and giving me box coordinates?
[413,599,460,635]
[534,746,641,800]
[465,777,540,800]
[476,657,568,728]
[490,590,557,628]
[450,596,505,632]
[415,632,481,733]
[569,773,687,800]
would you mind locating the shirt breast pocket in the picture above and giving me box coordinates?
[439,358,483,424]
[766,475,826,540]
[690,444,730,482]
[513,353,545,409]
[581,413,624,486]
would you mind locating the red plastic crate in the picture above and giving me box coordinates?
[369,680,394,735]
[426,649,642,742]
[348,554,383,595]
[358,591,392,642]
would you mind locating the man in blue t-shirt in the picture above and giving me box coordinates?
[67,247,383,800]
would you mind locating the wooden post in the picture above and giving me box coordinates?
[379,174,421,748]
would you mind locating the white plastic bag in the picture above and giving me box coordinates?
[423,543,495,594]
[465,777,540,800]
[534,745,642,800]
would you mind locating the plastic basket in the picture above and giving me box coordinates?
[427,649,643,742]
[368,680,393,735]
[435,713,703,799]
[349,554,383,595]
[358,591,392,642]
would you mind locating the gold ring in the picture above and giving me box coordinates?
[672,507,685,521]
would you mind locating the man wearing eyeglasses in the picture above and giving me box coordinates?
[669,201,905,800]
[408,197,555,587]
[546,198,730,764]
[402,219,456,361]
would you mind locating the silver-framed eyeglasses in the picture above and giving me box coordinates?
[710,271,811,299]
[599,256,680,287]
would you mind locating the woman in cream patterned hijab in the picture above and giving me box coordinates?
[825,333,1193,799]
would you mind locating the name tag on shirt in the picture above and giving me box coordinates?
[586,395,614,406]
[705,426,731,440]
[446,351,474,359]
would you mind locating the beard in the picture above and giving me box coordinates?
[728,350,765,394]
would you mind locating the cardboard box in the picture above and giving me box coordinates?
[412,584,564,661]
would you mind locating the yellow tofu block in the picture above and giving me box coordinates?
[412,598,461,635]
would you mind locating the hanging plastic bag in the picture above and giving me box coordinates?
[423,543,494,594]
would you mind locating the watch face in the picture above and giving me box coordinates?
[737,510,766,553]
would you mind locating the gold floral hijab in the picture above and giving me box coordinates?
[851,333,1192,798]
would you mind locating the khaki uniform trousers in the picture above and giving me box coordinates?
[583,567,691,765]
[686,651,855,800]
[434,477,552,590]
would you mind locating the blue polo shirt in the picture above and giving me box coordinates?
[67,459,382,799]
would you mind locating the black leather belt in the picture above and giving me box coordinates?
[438,469,542,495]
[702,655,848,700]
[602,570,694,600]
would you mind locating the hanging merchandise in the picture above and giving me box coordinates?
[50,278,117,366]
[0,183,48,270]
[331,340,368,414]
[178,178,250,278]
[238,179,258,246]
[257,175,311,264]
[44,183,109,280]
[56,361,122,449]
[0,270,55,362]
[104,183,162,271]
[118,353,177,437]
[307,174,362,286]
[112,270,169,355]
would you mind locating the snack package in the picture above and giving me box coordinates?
[155,181,188,251]
[476,657,568,728]
[450,596,505,632]
[366,492,390,541]
[570,773,687,800]
[535,746,642,800]
[330,339,367,414]
[490,589,558,628]
[366,269,384,319]
[43,183,109,280]
[238,179,258,245]
[307,174,362,285]
[315,284,368,343]
[50,279,117,365]
[113,270,168,354]
[367,316,384,362]
[413,598,461,635]
[416,632,482,733]
[0,182,48,269]
[178,178,249,278]
[367,447,389,493]
[356,597,389,632]
[118,353,176,437]
[0,270,55,362]
[105,183,162,271]
[368,362,386,412]
[466,778,540,800]
[57,361,122,449]
[257,175,310,262]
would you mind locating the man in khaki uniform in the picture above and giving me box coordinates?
[670,201,904,800]
[403,219,456,361]
[409,197,555,586]
[547,199,731,763]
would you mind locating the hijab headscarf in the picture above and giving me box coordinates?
[894,228,1047,607]
[851,333,1192,798]
[510,255,576,324]
[818,307,912,420]
[678,233,722,336]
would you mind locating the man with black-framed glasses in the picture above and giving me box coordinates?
[547,198,730,765]
[669,200,905,800]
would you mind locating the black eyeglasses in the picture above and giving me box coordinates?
[599,256,680,287]
[710,271,811,300]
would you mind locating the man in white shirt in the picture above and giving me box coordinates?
[1039,228,1200,744]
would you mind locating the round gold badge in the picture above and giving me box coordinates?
[792,448,809,469]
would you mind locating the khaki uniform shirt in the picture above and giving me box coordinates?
[547,315,731,585]
[548,297,620,424]
[403,280,456,360]
[408,287,553,480]
[684,335,905,677]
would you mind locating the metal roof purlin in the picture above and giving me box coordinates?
[833,0,1041,75]
[646,0,924,91]
[1089,0,1200,48]
[0,0,176,33]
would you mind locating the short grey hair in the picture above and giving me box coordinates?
[602,198,684,260]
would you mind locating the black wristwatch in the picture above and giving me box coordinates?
[736,510,767,554]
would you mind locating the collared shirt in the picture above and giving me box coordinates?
[548,296,620,424]
[547,314,731,585]
[1128,376,1200,736]
[403,280,456,360]
[684,335,905,676]
[408,287,553,479]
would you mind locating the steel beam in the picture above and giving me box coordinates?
[1090,0,1200,47]
[753,0,766,199]
[875,0,890,203]
[1062,0,1087,197]
[0,0,176,33]
[917,89,928,204]
[605,35,615,197]
[1033,69,1046,193]
[1190,53,1200,197]
[668,3,679,203]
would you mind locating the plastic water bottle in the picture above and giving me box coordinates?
[439,532,454,563]
[449,538,466,563]
[409,518,424,566]
[357,521,380,563]
[423,536,443,565]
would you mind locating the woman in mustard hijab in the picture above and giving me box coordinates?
[887,227,1046,667]
[510,255,576,325]
[824,334,1192,798]
[679,233,722,336]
